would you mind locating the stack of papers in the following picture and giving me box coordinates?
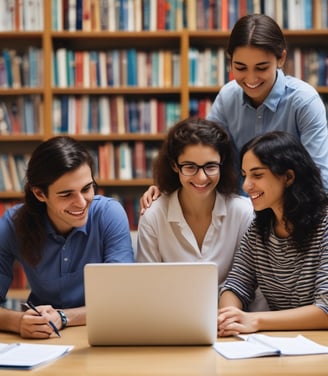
[0,342,73,369]
[214,334,328,359]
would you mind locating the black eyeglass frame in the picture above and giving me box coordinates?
[176,162,223,176]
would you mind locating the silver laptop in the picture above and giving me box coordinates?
[84,262,218,346]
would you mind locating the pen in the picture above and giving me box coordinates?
[23,301,61,337]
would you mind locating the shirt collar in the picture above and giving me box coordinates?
[167,190,228,225]
[243,69,285,112]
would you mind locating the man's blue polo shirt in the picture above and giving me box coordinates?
[0,195,134,308]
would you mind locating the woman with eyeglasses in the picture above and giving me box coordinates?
[137,118,267,309]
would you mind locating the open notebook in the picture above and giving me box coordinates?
[84,262,218,346]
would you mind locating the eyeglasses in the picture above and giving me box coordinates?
[176,162,223,176]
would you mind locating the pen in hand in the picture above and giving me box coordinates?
[22,301,61,337]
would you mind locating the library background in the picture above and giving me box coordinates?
[0,1,327,290]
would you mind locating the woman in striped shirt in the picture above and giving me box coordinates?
[218,131,328,337]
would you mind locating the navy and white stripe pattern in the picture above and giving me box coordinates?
[222,212,328,313]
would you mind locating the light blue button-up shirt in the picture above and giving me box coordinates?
[0,195,134,308]
[207,69,328,189]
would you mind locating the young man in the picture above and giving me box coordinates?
[0,136,134,339]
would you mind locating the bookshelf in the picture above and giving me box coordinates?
[0,0,328,233]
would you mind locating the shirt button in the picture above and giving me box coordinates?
[64,258,68,262]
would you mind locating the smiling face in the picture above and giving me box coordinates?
[241,150,288,220]
[32,163,95,235]
[231,46,286,107]
[174,144,221,200]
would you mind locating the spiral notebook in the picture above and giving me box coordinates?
[84,262,218,346]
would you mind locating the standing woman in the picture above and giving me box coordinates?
[207,13,328,188]
[140,14,328,210]
[218,131,328,336]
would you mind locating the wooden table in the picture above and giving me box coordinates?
[0,326,327,375]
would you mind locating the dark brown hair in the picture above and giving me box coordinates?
[241,131,328,248]
[227,14,287,61]
[153,118,238,195]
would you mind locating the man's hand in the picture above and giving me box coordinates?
[20,305,61,339]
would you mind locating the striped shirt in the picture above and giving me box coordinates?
[221,212,328,314]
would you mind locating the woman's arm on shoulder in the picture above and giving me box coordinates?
[139,185,161,215]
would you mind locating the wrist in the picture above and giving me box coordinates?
[57,310,68,329]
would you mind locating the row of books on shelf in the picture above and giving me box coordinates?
[52,0,184,32]
[189,47,230,87]
[52,95,181,135]
[3,92,326,137]
[285,48,328,87]
[2,46,328,93]
[0,47,43,89]
[0,153,29,192]
[53,48,180,88]
[190,0,328,30]
[0,141,158,192]
[95,141,159,180]
[0,97,43,135]
[0,0,326,33]
[53,46,328,90]
[51,0,328,32]
[0,0,43,31]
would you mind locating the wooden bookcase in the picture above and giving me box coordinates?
[0,1,328,230]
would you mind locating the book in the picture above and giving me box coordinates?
[0,154,14,191]
[214,334,328,359]
[134,0,142,31]
[0,342,73,370]
[76,0,83,29]
[118,142,132,179]
[90,0,100,31]
[98,95,110,134]
[75,50,84,87]
[83,0,92,31]
[56,48,68,88]
[0,102,11,134]
[133,141,146,178]
[11,51,22,88]
[7,153,21,191]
